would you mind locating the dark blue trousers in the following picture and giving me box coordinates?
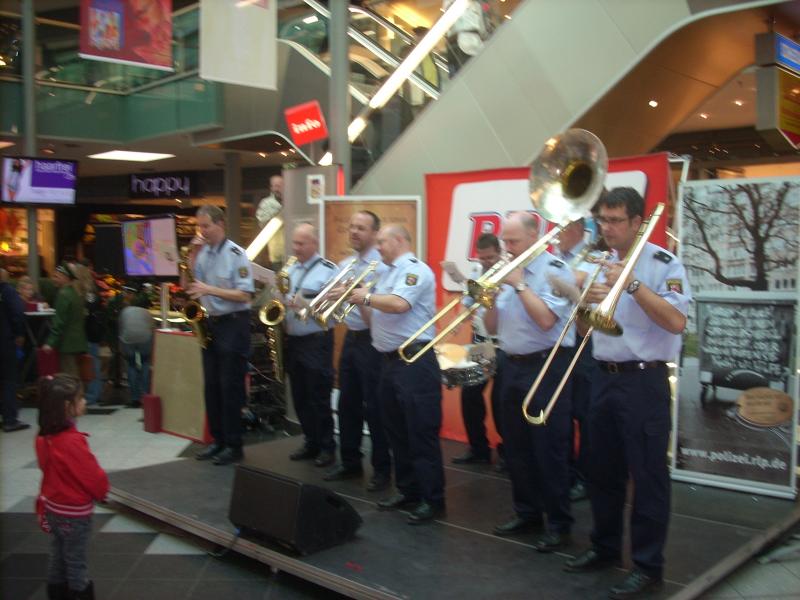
[501,349,573,533]
[379,350,444,506]
[460,349,506,458]
[567,336,597,484]
[202,311,250,449]
[286,331,335,453]
[587,364,671,578]
[338,331,391,476]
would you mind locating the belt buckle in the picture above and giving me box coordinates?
[636,362,646,370]
[606,362,619,374]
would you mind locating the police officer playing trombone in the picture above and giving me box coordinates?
[564,188,691,599]
[483,211,576,552]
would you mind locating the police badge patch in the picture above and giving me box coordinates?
[239,267,248,278]
[405,274,418,286]
[666,278,683,294]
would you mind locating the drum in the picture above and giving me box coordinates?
[436,342,497,388]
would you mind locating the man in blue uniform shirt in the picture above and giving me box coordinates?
[484,212,575,552]
[189,206,255,466]
[565,188,691,600]
[284,223,338,467]
[348,225,445,525]
[323,211,392,492]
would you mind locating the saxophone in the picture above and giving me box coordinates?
[257,256,295,383]
[179,247,211,349]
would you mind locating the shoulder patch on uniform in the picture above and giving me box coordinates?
[409,257,418,263]
[231,246,242,255]
[238,267,248,278]
[654,250,672,264]
[405,273,418,286]
[666,278,683,294]
[321,259,336,269]
[549,259,565,268]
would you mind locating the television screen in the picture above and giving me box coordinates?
[1,157,78,205]
[122,215,180,277]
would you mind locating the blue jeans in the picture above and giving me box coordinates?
[122,342,151,405]
[46,512,92,592]
[84,343,103,405]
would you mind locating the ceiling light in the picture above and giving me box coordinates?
[0,57,6,67]
[504,14,511,20]
[733,99,743,106]
[88,150,175,162]
[302,15,319,24]
[41,147,55,155]
[699,113,709,119]
[648,100,658,108]
[258,152,267,158]
[0,141,14,150]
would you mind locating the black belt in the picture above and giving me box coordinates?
[288,331,331,342]
[347,329,372,342]
[208,310,250,323]
[598,360,666,374]
[506,348,553,363]
[382,341,428,361]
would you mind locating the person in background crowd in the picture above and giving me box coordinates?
[443,0,488,76]
[43,264,88,378]
[565,188,691,599]
[255,174,285,266]
[118,286,155,409]
[36,373,108,600]
[71,263,104,406]
[348,225,446,525]
[189,205,255,466]
[1,277,29,432]
[16,275,45,311]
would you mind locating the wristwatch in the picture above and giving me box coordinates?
[363,293,372,306]
[626,279,641,295]
[514,282,528,294]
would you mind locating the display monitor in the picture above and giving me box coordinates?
[122,215,180,277]
[1,156,78,205]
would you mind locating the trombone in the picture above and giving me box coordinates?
[524,202,665,425]
[398,128,609,364]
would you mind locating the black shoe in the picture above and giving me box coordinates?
[314,451,336,468]
[493,458,508,474]
[407,501,445,525]
[564,548,618,573]
[47,582,68,600]
[377,493,420,511]
[493,515,544,536]
[534,531,571,553]
[608,570,663,599]
[289,447,319,461]
[569,481,588,502]
[451,449,491,465]
[71,580,95,600]
[195,443,224,461]
[2,421,30,433]
[366,473,391,492]
[323,465,363,481]
[212,447,243,466]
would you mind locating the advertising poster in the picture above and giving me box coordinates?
[673,177,799,499]
[79,0,173,70]
[122,217,179,277]
[1,158,78,205]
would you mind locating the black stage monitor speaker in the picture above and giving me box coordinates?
[229,464,363,555]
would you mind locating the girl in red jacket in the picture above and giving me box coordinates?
[36,374,109,600]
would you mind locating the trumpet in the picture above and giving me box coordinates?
[524,203,665,425]
[178,246,210,349]
[297,258,358,325]
[398,128,608,364]
[301,260,379,329]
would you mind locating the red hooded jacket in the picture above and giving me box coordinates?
[36,424,109,517]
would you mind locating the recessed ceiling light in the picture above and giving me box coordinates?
[733,99,744,106]
[302,15,319,24]
[699,113,709,119]
[41,147,55,155]
[0,141,15,150]
[88,150,175,162]
[258,152,267,158]
[648,100,658,108]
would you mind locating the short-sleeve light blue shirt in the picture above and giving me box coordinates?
[591,242,691,362]
[285,253,337,337]
[338,246,387,331]
[371,252,436,353]
[194,238,254,316]
[496,251,576,354]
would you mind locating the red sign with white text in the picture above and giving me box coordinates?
[284,101,329,146]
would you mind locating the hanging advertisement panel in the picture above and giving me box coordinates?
[673,176,799,499]
[79,0,173,70]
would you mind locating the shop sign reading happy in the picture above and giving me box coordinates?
[129,172,197,199]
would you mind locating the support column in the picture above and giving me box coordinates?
[22,0,39,282]
[329,1,351,192]
[224,152,242,244]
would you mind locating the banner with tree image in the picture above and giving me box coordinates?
[673,177,799,499]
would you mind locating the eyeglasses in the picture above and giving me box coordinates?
[595,216,630,226]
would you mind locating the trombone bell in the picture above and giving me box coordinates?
[575,306,622,337]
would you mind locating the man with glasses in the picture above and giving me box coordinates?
[565,188,691,599]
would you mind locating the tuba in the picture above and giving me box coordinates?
[179,246,210,349]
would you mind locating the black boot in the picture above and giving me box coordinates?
[47,582,68,600]
[70,581,95,600]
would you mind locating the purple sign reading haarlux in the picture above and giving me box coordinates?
[1,157,78,204]
[30,160,77,188]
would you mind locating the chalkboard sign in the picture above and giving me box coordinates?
[697,295,795,390]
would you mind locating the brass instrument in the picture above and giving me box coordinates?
[311,260,379,329]
[297,258,358,325]
[398,129,608,364]
[524,203,665,425]
[259,298,286,383]
[276,256,297,295]
[179,246,210,349]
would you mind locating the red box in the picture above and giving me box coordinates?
[142,394,162,433]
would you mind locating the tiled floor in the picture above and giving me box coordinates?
[1,406,799,599]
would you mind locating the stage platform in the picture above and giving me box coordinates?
[109,436,799,600]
